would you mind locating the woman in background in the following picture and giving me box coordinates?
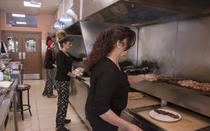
[55,36,82,131]
[42,36,57,98]
[85,26,157,131]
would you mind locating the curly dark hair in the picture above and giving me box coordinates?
[85,26,136,71]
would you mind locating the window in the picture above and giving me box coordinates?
[7,37,19,52]
[26,39,36,53]
[6,13,38,28]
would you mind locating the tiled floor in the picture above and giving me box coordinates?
[17,80,89,131]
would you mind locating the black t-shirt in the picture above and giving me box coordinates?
[85,57,130,117]
[44,49,56,69]
[55,51,82,81]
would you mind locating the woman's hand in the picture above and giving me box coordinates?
[68,72,76,78]
[53,64,57,68]
[100,109,142,131]
[127,123,143,131]
[144,73,158,81]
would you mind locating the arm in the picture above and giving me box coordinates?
[53,64,57,68]
[69,54,83,62]
[67,72,76,78]
[100,109,142,131]
[128,74,158,84]
[128,74,145,84]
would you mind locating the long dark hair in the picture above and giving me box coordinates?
[85,26,136,71]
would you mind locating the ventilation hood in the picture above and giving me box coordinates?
[65,0,210,33]
[64,0,210,58]
[83,0,210,26]
[64,22,82,35]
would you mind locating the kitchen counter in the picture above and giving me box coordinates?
[69,77,91,129]
[121,103,210,131]
[137,106,210,131]
[0,79,18,131]
[131,81,210,118]
[69,77,210,131]
[69,76,161,130]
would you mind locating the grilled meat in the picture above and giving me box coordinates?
[154,109,180,119]
[177,80,210,91]
[158,75,210,92]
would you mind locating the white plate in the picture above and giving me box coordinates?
[149,108,181,122]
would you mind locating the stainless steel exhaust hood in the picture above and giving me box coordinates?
[64,0,210,64]
[65,22,82,35]
[83,0,210,26]
[65,0,210,33]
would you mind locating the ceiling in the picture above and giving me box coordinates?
[0,0,62,15]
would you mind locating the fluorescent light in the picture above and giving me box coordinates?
[12,13,26,17]
[16,21,27,25]
[24,1,41,8]
[60,18,73,22]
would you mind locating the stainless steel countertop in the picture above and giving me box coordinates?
[0,79,18,130]
[71,77,210,130]
[72,76,90,87]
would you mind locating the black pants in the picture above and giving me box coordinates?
[55,80,70,128]
[86,112,121,131]
[42,69,55,96]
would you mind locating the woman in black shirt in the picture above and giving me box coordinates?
[85,26,157,131]
[55,36,82,131]
[42,36,57,98]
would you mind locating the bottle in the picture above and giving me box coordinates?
[3,69,10,81]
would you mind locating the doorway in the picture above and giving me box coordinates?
[1,31,42,79]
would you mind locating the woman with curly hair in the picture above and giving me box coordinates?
[85,26,157,131]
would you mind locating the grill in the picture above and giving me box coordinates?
[158,76,210,95]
